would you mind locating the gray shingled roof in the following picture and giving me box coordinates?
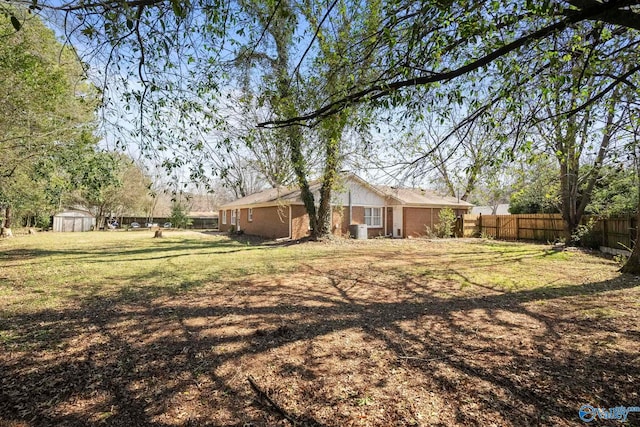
[374,186,474,207]
[219,184,316,208]
[220,176,474,209]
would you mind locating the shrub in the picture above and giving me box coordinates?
[572,218,600,249]
[436,208,457,238]
[169,202,193,229]
[423,225,438,239]
[35,213,52,229]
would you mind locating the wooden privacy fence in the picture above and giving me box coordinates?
[464,213,637,251]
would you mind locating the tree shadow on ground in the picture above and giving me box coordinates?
[0,236,274,265]
[0,247,638,426]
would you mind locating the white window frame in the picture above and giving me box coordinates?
[231,209,236,225]
[222,210,227,225]
[364,207,382,227]
[248,208,253,222]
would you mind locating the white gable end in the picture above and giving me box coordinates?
[332,178,386,206]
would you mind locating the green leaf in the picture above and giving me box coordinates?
[10,16,21,31]
[81,26,96,37]
[171,0,185,18]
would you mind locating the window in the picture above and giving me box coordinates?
[364,207,382,227]
[231,209,236,225]
[222,210,227,225]
[248,208,253,222]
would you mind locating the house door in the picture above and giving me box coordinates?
[392,206,403,237]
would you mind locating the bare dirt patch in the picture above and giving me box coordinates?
[0,236,638,426]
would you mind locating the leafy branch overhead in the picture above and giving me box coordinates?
[257,0,640,127]
[4,1,638,128]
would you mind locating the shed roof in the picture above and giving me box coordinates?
[53,209,94,218]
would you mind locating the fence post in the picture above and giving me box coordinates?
[496,216,501,240]
[602,219,608,248]
[515,217,520,240]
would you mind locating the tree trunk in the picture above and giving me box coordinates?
[620,209,640,274]
[1,206,13,237]
[95,206,106,230]
[265,5,321,239]
[288,125,319,237]
[314,114,344,239]
[621,147,640,274]
[258,0,348,241]
[4,205,12,229]
[559,161,579,243]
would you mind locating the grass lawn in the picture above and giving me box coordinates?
[0,231,638,426]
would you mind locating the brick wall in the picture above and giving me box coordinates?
[222,205,468,239]
[239,206,290,239]
[291,205,310,240]
[331,207,349,236]
[351,206,365,225]
[218,209,234,232]
[404,207,437,237]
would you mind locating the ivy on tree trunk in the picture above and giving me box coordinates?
[620,208,640,274]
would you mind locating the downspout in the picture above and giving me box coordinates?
[348,190,352,225]
[384,203,387,236]
[288,205,292,239]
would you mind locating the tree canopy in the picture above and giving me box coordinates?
[5,1,638,132]
[0,8,98,228]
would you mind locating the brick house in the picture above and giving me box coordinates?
[218,174,473,239]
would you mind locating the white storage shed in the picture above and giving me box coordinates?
[52,210,96,232]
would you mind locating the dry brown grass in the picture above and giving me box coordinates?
[0,232,639,426]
